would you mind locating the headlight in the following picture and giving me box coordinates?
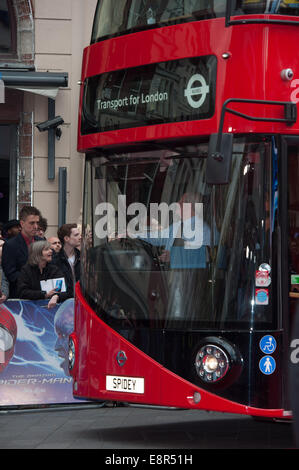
[195,344,230,382]
[68,338,76,371]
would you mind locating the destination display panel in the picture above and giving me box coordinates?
[81,55,217,134]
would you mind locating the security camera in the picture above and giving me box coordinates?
[36,116,64,132]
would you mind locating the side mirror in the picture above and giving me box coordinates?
[206,133,233,185]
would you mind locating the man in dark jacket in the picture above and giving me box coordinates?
[52,223,81,298]
[2,205,41,298]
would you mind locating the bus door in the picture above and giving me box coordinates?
[285,138,299,317]
[285,136,299,444]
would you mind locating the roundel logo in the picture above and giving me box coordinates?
[116,350,127,366]
[184,74,209,109]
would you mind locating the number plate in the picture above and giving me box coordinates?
[106,375,144,394]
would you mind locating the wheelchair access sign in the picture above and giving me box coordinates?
[259,335,277,354]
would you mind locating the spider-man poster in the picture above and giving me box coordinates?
[0,299,86,406]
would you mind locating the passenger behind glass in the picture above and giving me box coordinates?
[128,192,215,269]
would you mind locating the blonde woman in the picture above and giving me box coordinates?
[17,241,69,308]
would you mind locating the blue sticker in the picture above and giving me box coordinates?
[259,335,277,354]
[259,356,276,375]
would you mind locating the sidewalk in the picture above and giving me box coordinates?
[0,403,295,449]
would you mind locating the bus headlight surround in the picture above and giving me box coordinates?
[194,337,243,386]
[195,344,229,382]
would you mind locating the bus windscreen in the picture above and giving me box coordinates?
[81,136,276,330]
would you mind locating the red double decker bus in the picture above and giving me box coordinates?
[70,0,299,419]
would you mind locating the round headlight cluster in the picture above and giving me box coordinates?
[195,344,230,382]
[68,338,76,371]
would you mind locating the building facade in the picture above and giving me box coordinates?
[0,0,97,236]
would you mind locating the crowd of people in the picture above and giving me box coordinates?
[0,205,81,309]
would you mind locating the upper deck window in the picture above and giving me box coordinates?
[91,0,299,43]
[235,0,299,15]
[0,0,16,56]
[91,0,226,42]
